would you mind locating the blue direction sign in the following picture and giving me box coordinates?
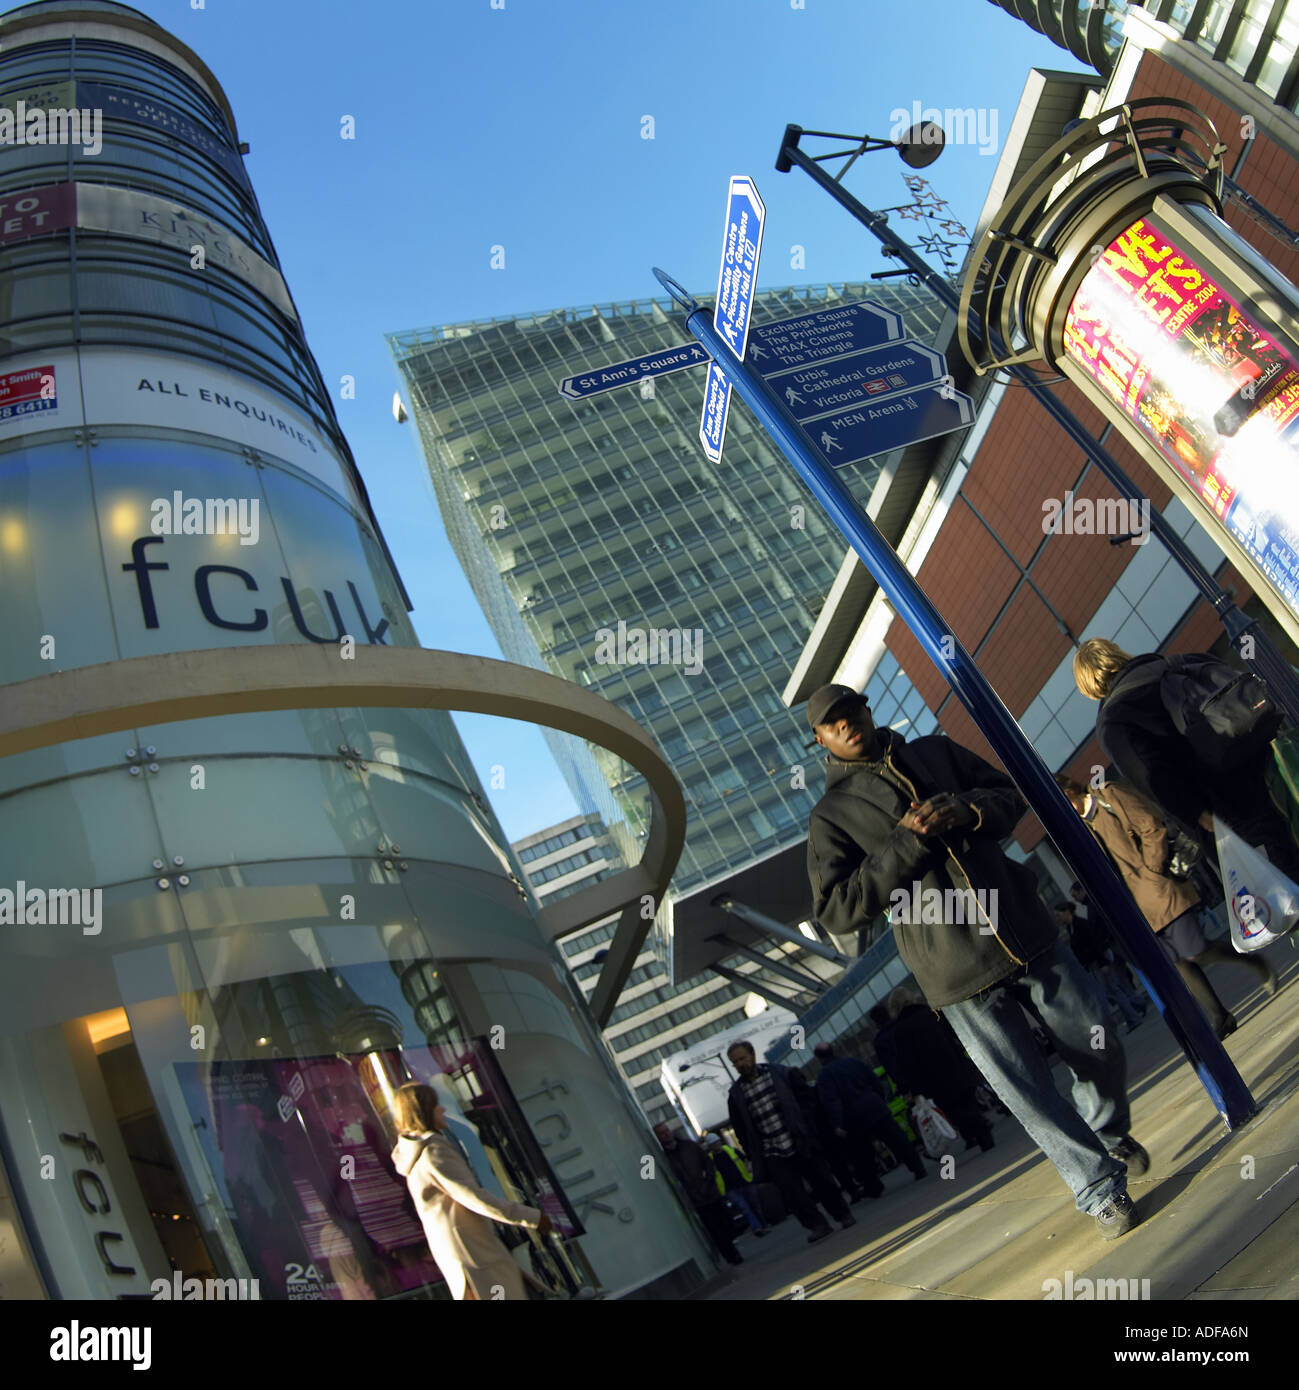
[558,341,709,400]
[748,300,904,371]
[700,175,765,461]
[713,176,765,358]
[763,340,948,423]
[699,361,731,463]
[801,386,975,469]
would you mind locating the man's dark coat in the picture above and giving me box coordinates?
[807,729,1060,1008]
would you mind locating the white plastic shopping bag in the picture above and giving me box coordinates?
[1213,815,1299,952]
[910,1096,960,1159]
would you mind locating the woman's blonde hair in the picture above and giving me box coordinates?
[1073,638,1133,700]
[886,984,923,1018]
[392,1082,440,1135]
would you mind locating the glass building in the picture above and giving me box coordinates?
[989,0,1299,100]
[390,283,946,1115]
[389,282,947,937]
[0,0,711,1301]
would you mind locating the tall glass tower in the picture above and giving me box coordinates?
[391,282,947,924]
[390,284,947,1117]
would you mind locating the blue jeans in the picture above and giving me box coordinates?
[726,1185,766,1233]
[943,942,1131,1215]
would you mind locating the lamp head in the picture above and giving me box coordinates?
[895,121,945,169]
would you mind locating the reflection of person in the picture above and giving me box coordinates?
[390,1082,551,1301]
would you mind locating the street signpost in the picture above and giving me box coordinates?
[557,341,709,400]
[746,300,904,368]
[762,338,957,425]
[798,388,976,466]
[700,176,765,462]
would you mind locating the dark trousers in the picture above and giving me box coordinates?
[695,1198,740,1263]
[931,1089,993,1148]
[822,1133,866,1197]
[1159,907,1275,1033]
[763,1151,849,1231]
[849,1106,925,1177]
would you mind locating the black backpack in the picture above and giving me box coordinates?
[1112,655,1280,769]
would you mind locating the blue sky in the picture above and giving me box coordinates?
[123,0,1084,841]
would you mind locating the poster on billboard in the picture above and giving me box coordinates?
[1064,212,1299,628]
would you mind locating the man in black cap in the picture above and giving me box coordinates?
[803,684,1147,1240]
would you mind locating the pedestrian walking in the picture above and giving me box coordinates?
[652,1123,743,1266]
[1053,899,1145,1033]
[1072,880,1151,1000]
[1056,774,1278,1040]
[725,1041,855,1244]
[884,986,995,1152]
[702,1135,769,1237]
[813,1042,925,1190]
[804,682,1148,1239]
[868,1002,904,1088]
[1074,638,1299,883]
[390,1082,551,1301]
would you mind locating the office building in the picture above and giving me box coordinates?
[392,283,949,1110]
[990,0,1299,102]
[515,813,827,1125]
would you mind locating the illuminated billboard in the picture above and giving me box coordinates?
[1064,213,1299,623]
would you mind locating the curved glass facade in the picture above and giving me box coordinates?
[0,0,710,1301]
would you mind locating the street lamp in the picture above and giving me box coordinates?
[774,123,944,186]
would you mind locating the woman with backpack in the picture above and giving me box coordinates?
[1073,639,1299,886]
[1055,774,1277,1040]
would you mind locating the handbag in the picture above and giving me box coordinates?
[1166,828,1203,881]
[1213,814,1299,952]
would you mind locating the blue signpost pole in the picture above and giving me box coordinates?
[653,265,1256,1129]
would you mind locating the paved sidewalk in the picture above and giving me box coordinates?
[698,944,1299,1301]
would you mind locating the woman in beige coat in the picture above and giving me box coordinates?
[390,1082,551,1301]
[1056,775,1276,1040]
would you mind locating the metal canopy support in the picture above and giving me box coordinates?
[709,963,811,1010]
[714,894,850,964]
[712,934,832,993]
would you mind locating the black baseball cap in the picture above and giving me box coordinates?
[806,683,867,730]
